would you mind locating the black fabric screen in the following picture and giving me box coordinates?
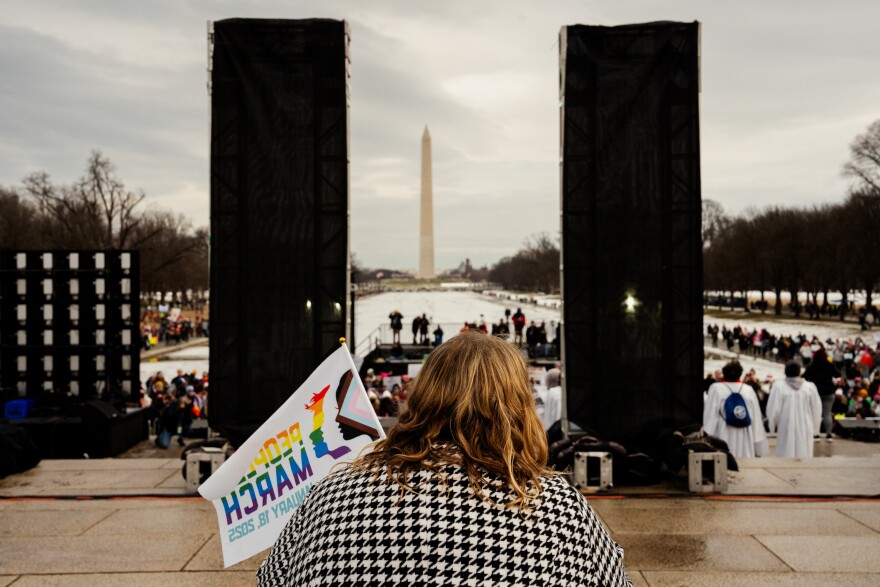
[560,22,703,440]
[209,19,350,443]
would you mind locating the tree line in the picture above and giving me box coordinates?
[488,233,560,293]
[703,120,880,315]
[0,151,208,296]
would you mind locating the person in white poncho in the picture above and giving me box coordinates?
[767,361,822,458]
[703,360,768,458]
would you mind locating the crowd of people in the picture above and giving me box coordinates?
[136,314,878,458]
[360,356,564,436]
[386,307,560,358]
[139,368,209,448]
[705,322,880,432]
[362,368,409,417]
[703,349,880,459]
[706,322,880,372]
[140,307,209,351]
[136,361,559,439]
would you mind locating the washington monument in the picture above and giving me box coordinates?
[418,126,435,278]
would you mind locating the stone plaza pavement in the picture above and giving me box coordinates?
[1,440,879,586]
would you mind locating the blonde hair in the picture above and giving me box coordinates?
[353,331,550,509]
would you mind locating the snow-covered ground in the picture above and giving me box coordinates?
[354,291,561,351]
[142,292,563,382]
[356,290,561,329]
[142,291,875,384]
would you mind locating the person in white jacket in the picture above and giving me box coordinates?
[767,361,822,458]
[703,360,768,458]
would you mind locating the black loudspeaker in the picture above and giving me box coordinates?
[82,399,120,421]
[209,19,350,443]
[560,22,703,439]
[81,399,146,458]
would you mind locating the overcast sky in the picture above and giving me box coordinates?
[1,1,878,270]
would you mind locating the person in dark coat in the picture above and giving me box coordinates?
[419,314,429,344]
[389,310,404,344]
[156,396,191,448]
[525,321,539,355]
[412,316,421,344]
[511,308,526,346]
[804,347,839,441]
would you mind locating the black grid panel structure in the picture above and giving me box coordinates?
[209,19,350,441]
[0,250,140,405]
[560,22,703,439]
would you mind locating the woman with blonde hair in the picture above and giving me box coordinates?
[257,331,630,586]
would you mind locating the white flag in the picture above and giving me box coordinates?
[198,344,385,567]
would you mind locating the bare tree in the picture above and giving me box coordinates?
[843,120,880,196]
[701,199,730,250]
[0,186,43,248]
[133,210,207,294]
[13,151,208,293]
[801,206,835,318]
[842,191,880,307]
[22,171,100,248]
[489,233,560,293]
[79,151,146,248]
[21,151,147,249]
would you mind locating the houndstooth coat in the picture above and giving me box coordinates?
[257,462,631,586]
